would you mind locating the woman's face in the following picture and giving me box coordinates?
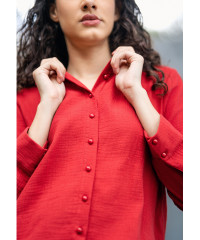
[50,0,119,46]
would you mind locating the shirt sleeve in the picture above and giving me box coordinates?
[144,69,183,210]
[17,103,47,198]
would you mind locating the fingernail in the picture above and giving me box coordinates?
[59,71,64,80]
[58,75,63,82]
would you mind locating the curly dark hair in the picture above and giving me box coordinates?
[17,0,168,95]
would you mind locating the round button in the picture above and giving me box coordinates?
[85,166,92,172]
[89,93,93,98]
[103,74,110,80]
[88,139,94,145]
[89,113,95,119]
[152,139,158,145]
[161,152,167,158]
[76,227,83,235]
[82,195,88,202]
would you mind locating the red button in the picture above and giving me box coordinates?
[76,227,83,235]
[103,74,110,80]
[89,113,95,118]
[89,93,93,98]
[152,139,158,145]
[82,195,88,202]
[85,166,92,172]
[88,139,94,145]
[161,152,167,158]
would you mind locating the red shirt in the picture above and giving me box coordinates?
[17,61,183,240]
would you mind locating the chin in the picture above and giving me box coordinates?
[79,30,110,43]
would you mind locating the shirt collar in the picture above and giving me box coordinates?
[65,59,115,88]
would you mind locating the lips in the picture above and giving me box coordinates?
[81,14,100,22]
[80,14,101,26]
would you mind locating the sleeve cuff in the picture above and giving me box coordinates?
[144,114,183,171]
[17,127,48,175]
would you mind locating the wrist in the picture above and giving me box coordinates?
[38,100,58,116]
[123,85,147,106]
[127,87,160,137]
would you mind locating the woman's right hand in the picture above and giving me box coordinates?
[33,57,66,113]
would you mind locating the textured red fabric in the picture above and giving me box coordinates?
[17,61,183,240]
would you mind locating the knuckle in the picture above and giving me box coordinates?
[116,46,121,51]
[40,59,45,65]
[138,55,144,61]
[32,69,38,78]
[33,65,45,78]
[52,57,63,68]
[115,81,120,89]
[137,56,144,63]
[127,46,134,53]
[40,58,51,66]
[52,57,58,62]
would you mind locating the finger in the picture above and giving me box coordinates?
[52,57,66,80]
[111,47,134,62]
[111,48,122,57]
[40,59,49,65]
[111,47,125,57]
[111,50,132,74]
[119,59,128,67]
[49,70,56,76]
[41,61,65,84]
[112,46,135,55]
[41,58,66,83]
[41,57,66,79]
[111,51,121,74]
[111,49,117,55]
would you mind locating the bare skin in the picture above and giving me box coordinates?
[66,38,111,90]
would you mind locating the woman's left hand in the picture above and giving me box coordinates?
[111,46,144,98]
[111,46,160,137]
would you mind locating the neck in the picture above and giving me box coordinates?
[66,39,111,80]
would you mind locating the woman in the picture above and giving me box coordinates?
[17,0,183,239]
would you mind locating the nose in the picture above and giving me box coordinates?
[81,0,97,11]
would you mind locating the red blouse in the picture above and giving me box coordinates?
[17,61,183,240]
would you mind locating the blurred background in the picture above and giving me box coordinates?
[16,0,183,239]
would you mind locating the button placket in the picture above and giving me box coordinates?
[75,93,98,237]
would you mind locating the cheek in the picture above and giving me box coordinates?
[56,7,77,34]
[106,9,116,32]
[103,1,116,24]
[56,1,78,24]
